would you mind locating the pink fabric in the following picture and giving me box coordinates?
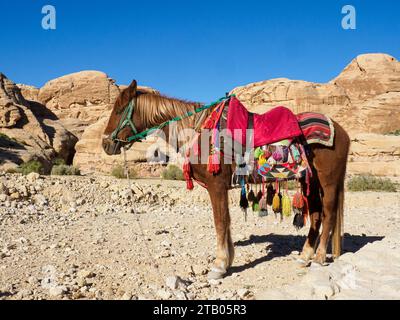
[226,97,302,147]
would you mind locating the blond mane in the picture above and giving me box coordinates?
[136,91,203,131]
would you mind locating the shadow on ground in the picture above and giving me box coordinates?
[228,233,384,275]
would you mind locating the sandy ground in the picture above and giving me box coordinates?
[0,174,399,300]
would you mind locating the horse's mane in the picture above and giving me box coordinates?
[136,91,202,131]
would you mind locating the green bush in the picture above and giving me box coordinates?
[111,165,137,179]
[18,160,44,175]
[51,164,81,176]
[347,175,397,192]
[52,158,66,166]
[161,165,184,181]
[387,129,400,136]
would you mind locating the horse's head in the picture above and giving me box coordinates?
[102,80,143,155]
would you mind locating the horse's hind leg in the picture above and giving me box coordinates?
[300,177,322,263]
[314,183,338,264]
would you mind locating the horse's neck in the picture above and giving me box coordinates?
[139,94,201,130]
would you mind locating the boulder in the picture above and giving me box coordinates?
[0,73,77,171]
[37,71,120,137]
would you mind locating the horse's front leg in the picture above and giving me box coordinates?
[207,184,234,280]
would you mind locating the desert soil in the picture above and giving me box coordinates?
[0,173,399,300]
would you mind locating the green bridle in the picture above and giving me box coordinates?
[110,94,233,144]
[110,98,138,142]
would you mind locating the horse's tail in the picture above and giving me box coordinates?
[332,178,344,258]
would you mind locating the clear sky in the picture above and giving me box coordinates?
[0,0,399,102]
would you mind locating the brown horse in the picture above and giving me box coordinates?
[102,80,350,280]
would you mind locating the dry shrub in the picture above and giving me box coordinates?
[347,175,397,192]
[161,165,184,181]
[111,165,137,179]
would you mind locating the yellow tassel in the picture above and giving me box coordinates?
[272,193,281,213]
[282,193,292,217]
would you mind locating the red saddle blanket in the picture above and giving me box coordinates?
[226,97,302,147]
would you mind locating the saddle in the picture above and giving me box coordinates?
[183,95,334,226]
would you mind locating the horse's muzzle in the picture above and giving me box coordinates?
[102,137,122,155]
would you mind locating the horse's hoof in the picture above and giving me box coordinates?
[207,267,226,280]
[314,252,327,266]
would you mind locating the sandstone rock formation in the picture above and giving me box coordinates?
[0,74,77,172]
[348,133,400,177]
[35,71,121,138]
[0,73,23,128]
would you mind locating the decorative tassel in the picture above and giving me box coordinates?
[292,191,304,209]
[259,196,268,217]
[256,190,263,201]
[293,213,304,230]
[183,158,194,191]
[207,151,220,175]
[247,188,256,202]
[292,182,308,229]
[272,193,281,213]
[252,202,260,212]
[272,180,281,214]
[239,185,249,211]
[282,193,292,217]
[267,184,274,206]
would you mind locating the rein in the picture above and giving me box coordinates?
[111,94,234,143]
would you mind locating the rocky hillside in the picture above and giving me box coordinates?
[1,53,399,176]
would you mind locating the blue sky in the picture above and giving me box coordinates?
[0,0,399,102]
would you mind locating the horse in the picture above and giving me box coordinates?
[102,80,350,280]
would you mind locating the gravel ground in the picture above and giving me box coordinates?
[0,173,399,300]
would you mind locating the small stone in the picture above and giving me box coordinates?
[191,265,208,276]
[26,172,40,183]
[77,269,96,279]
[10,192,21,200]
[28,276,38,285]
[237,288,250,299]
[33,194,47,206]
[157,289,172,300]
[0,183,9,195]
[121,292,133,300]
[16,289,33,299]
[208,279,222,286]
[161,240,172,247]
[48,286,67,297]
[165,276,185,290]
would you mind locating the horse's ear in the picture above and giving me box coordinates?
[128,80,138,98]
